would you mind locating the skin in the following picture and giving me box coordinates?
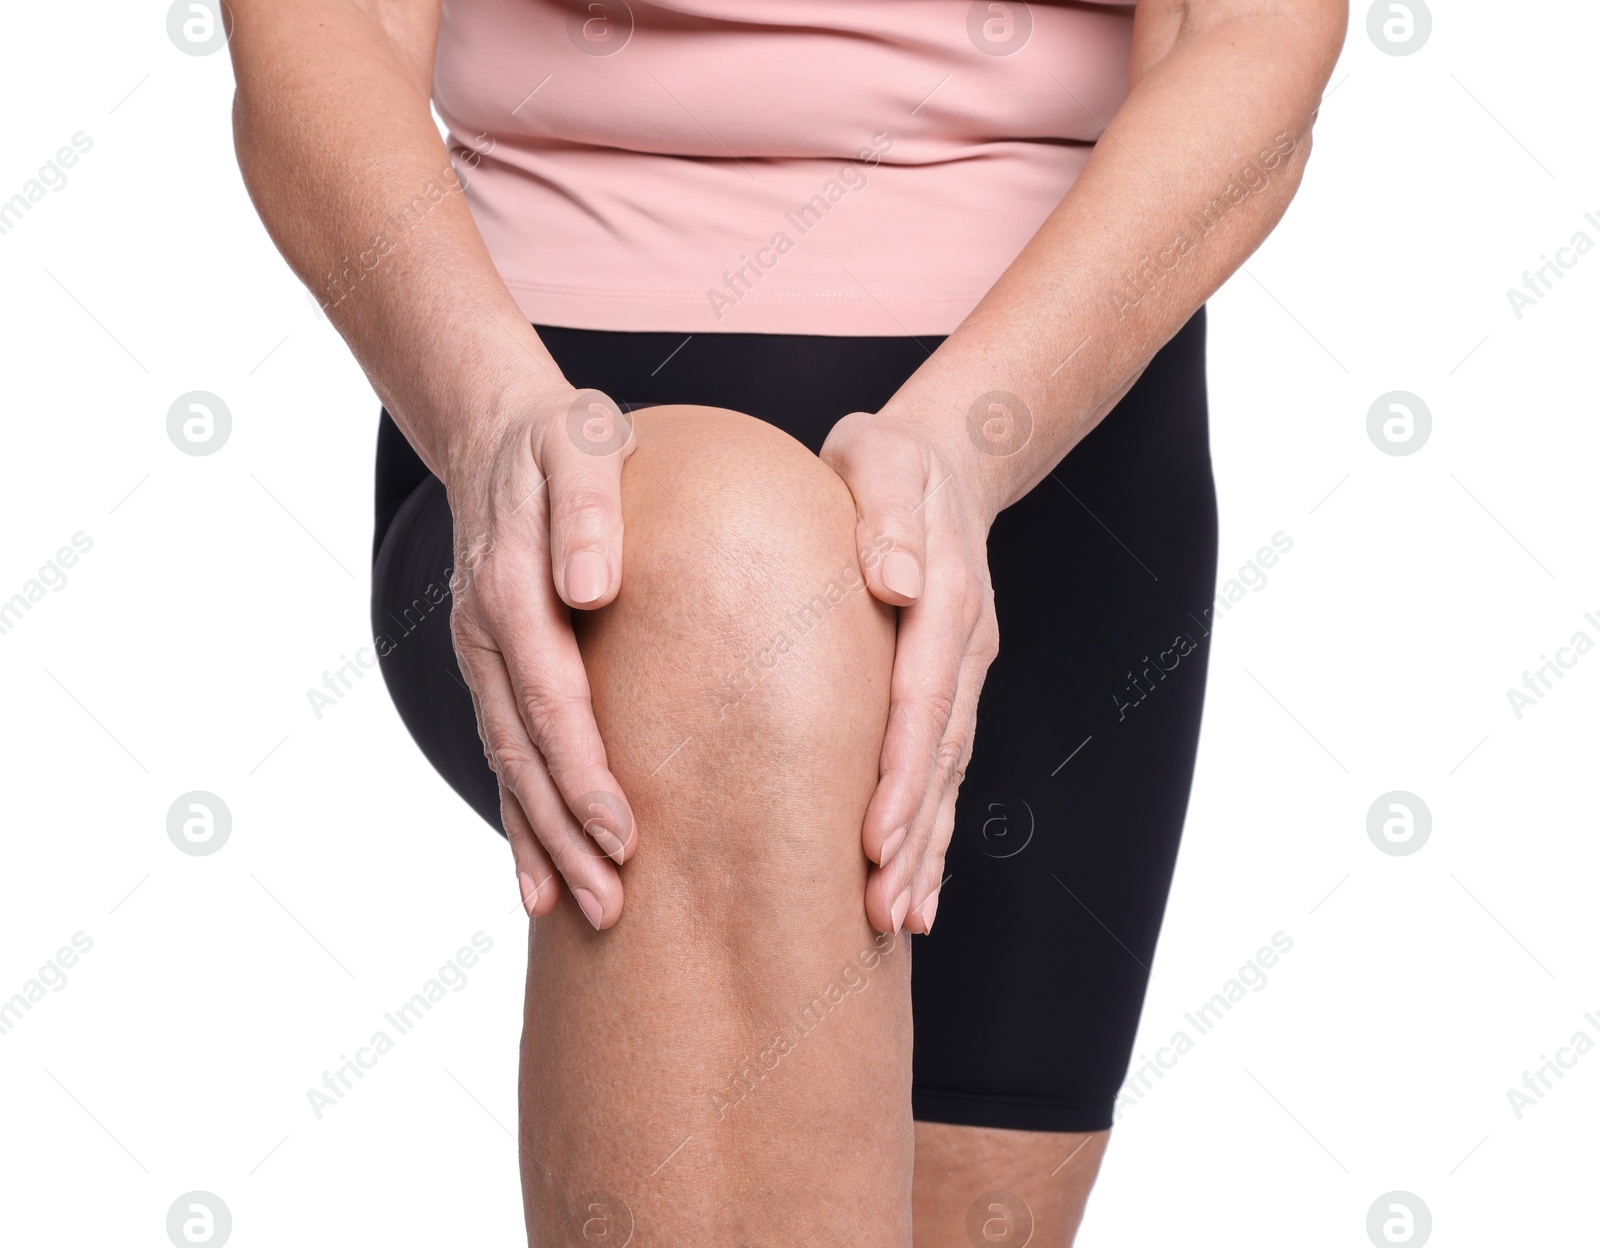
[912,1124,1109,1248]
[523,405,910,1243]
[228,1,1346,1240]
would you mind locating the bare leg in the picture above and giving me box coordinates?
[913,1125,1109,1247]
[517,406,912,1245]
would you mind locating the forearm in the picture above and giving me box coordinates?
[884,0,1346,515]
[228,0,565,484]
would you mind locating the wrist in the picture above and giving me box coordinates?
[440,376,578,498]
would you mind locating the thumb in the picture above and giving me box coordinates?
[851,478,929,610]
[542,389,634,609]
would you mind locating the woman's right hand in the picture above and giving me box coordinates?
[443,384,640,929]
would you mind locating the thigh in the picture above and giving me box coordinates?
[913,1121,1109,1247]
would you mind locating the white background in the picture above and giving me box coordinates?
[1,1,1595,1244]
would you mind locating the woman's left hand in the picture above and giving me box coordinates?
[820,410,1002,937]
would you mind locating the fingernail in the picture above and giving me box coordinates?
[572,887,604,930]
[919,889,940,934]
[890,888,912,933]
[566,550,609,605]
[878,827,907,866]
[881,550,922,600]
[591,826,626,864]
[518,870,540,915]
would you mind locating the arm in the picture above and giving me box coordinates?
[229,0,639,924]
[230,0,552,476]
[822,0,1349,934]
[883,0,1347,509]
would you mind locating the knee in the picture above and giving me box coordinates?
[573,405,895,893]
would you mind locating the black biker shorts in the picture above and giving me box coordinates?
[371,308,1218,1133]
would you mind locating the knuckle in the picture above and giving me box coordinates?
[841,418,895,457]
[476,709,535,776]
[849,424,925,483]
[449,601,485,646]
[933,735,968,789]
[551,485,616,535]
[451,533,499,593]
[450,616,501,671]
[920,688,958,731]
[519,686,586,744]
[490,742,542,797]
[457,558,513,619]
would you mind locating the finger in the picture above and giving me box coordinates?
[464,537,639,865]
[456,634,628,928]
[901,787,957,935]
[865,607,994,934]
[540,390,634,610]
[866,700,960,934]
[901,644,987,931]
[498,779,562,919]
[459,659,561,918]
[496,741,625,930]
[861,651,960,931]
[495,611,639,866]
[861,580,966,874]
[825,420,930,607]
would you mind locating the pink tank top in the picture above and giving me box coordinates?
[434,1,1134,335]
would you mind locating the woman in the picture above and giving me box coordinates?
[230,0,1345,1242]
